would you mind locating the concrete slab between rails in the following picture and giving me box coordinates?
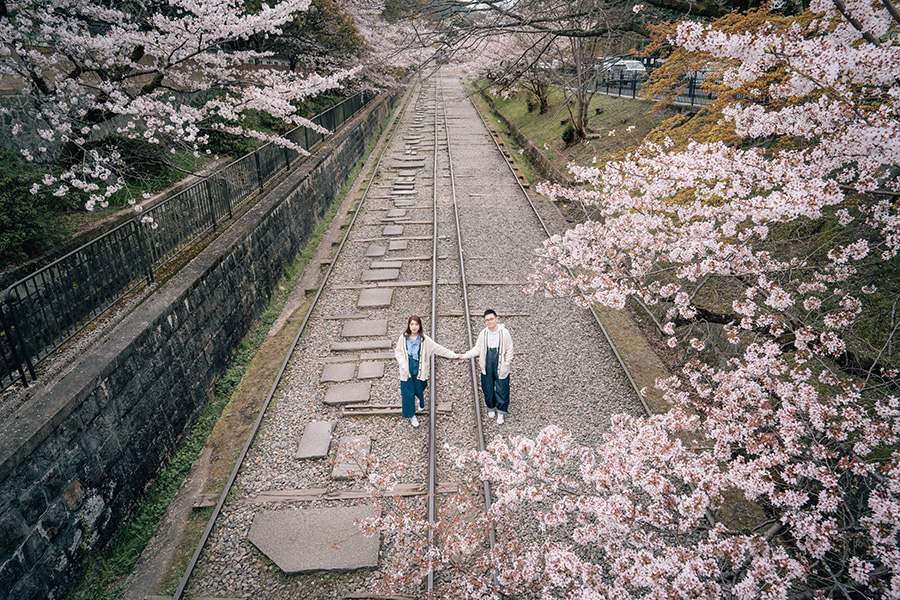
[388,240,408,251]
[358,288,393,308]
[248,506,380,574]
[390,189,416,195]
[321,362,356,383]
[383,225,404,236]
[390,162,424,170]
[396,170,418,177]
[331,339,393,352]
[357,362,385,379]
[365,244,386,257]
[332,435,372,479]
[295,421,335,460]
[392,200,414,208]
[341,319,388,337]
[323,382,371,406]
[361,269,400,282]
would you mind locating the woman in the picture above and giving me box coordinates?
[394,315,459,427]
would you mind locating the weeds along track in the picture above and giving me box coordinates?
[176,72,645,600]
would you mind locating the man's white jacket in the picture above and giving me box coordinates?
[461,324,513,378]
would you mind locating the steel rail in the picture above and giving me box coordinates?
[467,85,652,418]
[170,80,417,600]
[441,76,499,570]
[426,75,440,594]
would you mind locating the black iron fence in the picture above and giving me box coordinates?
[0,91,373,391]
[595,74,715,107]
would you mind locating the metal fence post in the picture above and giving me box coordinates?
[136,220,155,285]
[254,150,264,191]
[205,179,218,232]
[0,302,30,387]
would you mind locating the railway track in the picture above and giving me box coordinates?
[173,71,644,600]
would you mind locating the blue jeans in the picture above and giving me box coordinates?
[481,347,509,414]
[400,357,427,418]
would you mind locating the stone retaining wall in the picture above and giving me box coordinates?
[0,92,395,600]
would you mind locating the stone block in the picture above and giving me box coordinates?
[323,382,371,406]
[320,363,355,383]
[388,240,408,251]
[248,506,380,574]
[295,421,335,460]
[341,319,388,337]
[357,288,392,308]
[357,362,385,379]
[386,209,407,218]
[365,245,386,258]
[332,436,372,479]
[383,225,404,236]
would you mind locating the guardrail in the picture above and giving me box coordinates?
[0,91,372,391]
[595,74,715,107]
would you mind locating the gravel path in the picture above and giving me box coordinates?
[189,73,643,600]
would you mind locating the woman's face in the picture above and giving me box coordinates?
[409,319,420,335]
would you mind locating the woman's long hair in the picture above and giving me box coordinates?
[404,315,423,338]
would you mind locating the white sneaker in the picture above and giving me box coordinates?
[497,414,505,425]
[488,410,496,419]
[410,416,419,427]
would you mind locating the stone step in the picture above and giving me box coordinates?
[341,319,387,337]
[365,244,386,257]
[321,362,355,382]
[248,506,379,574]
[383,225,404,236]
[357,288,393,308]
[357,361,385,379]
[295,421,335,459]
[332,435,372,479]
[323,382,371,406]
[388,240,408,251]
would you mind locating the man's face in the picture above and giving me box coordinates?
[484,314,498,331]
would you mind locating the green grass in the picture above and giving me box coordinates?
[478,82,680,171]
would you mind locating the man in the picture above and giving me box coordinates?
[460,309,514,424]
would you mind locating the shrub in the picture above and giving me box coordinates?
[0,151,72,264]
[88,135,169,181]
[561,123,576,145]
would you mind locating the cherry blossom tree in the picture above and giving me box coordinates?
[0,0,355,211]
[364,1,900,598]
